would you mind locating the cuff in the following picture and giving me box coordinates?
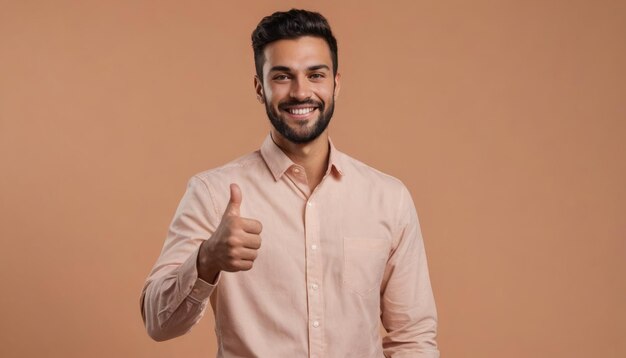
[177,246,220,302]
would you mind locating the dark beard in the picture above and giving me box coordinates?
[265,98,335,144]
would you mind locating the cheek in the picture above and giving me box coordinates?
[317,84,336,99]
[266,88,288,105]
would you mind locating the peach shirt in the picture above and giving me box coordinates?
[141,135,439,358]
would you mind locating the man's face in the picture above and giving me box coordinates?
[255,36,340,144]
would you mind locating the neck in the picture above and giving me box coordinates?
[270,129,330,191]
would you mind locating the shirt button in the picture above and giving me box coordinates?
[307,201,313,207]
[311,283,319,290]
[293,167,301,174]
[311,244,317,250]
[312,320,320,328]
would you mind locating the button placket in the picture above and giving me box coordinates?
[304,193,324,357]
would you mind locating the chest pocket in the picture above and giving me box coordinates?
[343,237,390,297]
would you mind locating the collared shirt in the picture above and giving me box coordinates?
[141,135,439,358]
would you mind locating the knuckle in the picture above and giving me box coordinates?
[226,248,239,260]
[227,235,241,247]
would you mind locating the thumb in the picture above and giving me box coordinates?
[224,183,242,216]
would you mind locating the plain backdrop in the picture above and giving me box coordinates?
[1,1,624,357]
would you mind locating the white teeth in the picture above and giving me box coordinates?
[288,107,315,115]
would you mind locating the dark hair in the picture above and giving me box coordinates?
[251,9,338,80]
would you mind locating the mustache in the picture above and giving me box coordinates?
[278,100,323,110]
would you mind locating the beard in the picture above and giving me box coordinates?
[264,97,335,144]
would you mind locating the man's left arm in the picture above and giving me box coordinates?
[380,185,439,358]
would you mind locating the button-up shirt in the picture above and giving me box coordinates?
[141,135,439,358]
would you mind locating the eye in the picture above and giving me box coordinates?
[273,74,290,81]
[309,73,325,80]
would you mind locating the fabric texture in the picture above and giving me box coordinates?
[141,135,439,358]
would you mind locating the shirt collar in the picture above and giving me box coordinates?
[260,134,344,181]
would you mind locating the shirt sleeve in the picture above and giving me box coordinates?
[140,175,221,341]
[380,184,440,358]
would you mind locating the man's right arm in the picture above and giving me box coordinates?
[141,178,263,341]
[140,176,220,341]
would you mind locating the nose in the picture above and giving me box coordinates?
[289,75,312,101]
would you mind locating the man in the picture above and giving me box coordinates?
[141,9,439,358]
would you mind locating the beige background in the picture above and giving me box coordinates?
[1,1,624,357]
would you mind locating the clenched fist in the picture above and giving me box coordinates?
[197,183,263,283]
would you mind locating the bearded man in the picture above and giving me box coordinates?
[141,9,439,358]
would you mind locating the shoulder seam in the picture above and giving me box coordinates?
[341,152,404,185]
[191,175,220,220]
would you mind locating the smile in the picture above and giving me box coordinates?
[286,107,316,115]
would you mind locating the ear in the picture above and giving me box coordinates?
[333,72,341,100]
[254,75,265,104]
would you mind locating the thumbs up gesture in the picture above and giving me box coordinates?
[197,184,263,283]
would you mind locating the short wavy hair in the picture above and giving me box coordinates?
[251,9,338,80]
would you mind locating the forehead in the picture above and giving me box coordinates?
[262,36,333,72]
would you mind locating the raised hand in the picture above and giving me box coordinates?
[197,184,263,283]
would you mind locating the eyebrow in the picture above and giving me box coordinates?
[269,64,331,73]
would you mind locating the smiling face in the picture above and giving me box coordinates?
[255,36,341,144]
